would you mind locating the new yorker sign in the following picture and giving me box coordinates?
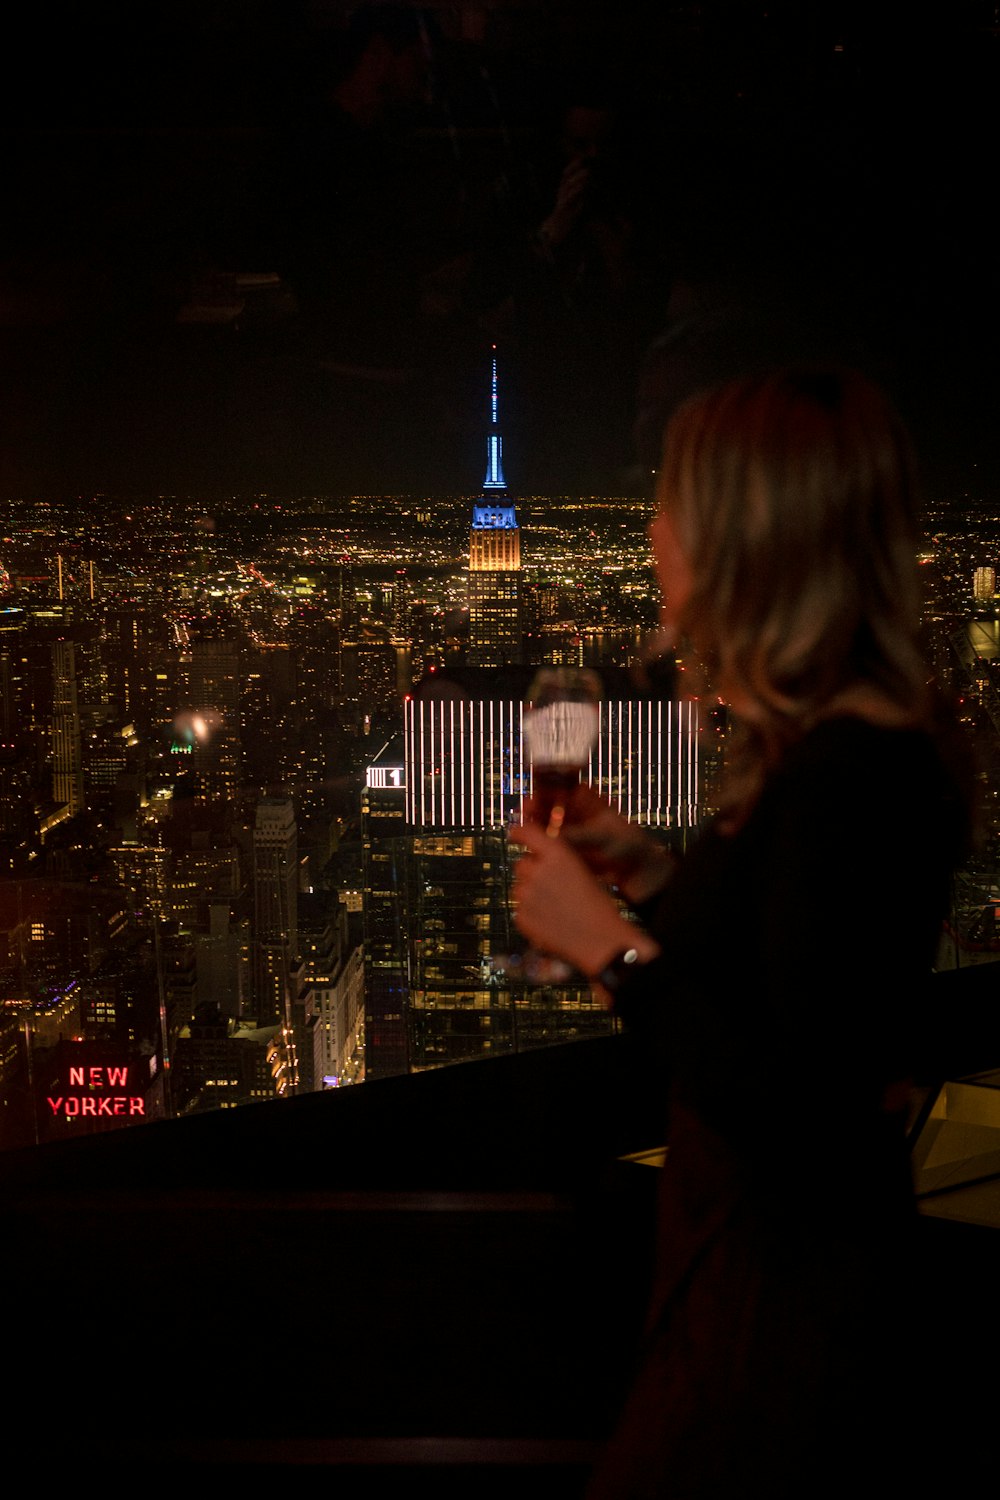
[47,1065,145,1119]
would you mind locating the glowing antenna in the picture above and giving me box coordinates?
[483,350,506,490]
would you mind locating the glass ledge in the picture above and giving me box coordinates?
[911,1070,1000,1198]
[619,1146,667,1168]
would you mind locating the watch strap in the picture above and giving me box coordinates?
[595,945,642,996]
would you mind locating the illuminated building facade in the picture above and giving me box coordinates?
[361,693,699,1077]
[33,1039,164,1144]
[404,696,699,829]
[172,1005,282,1114]
[468,352,524,666]
[973,566,996,603]
[361,751,410,1078]
[51,640,84,817]
[299,905,365,1090]
[253,798,298,1025]
[103,606,154,727]
[362,744,611,1077]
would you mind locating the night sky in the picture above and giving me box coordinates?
[3,1,999,503]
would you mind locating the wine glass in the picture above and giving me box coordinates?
[500,667,602,984]
[522,666,602,834]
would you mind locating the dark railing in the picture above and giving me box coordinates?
[3,964,1000,1493]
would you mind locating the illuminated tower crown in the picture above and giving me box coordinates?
[471,346,519,558]
[469,348,522,665]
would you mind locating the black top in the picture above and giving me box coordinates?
[616,717,967,1191]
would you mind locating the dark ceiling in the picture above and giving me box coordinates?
[3,1,998,498]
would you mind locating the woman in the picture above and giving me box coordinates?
[510,367,970,1497]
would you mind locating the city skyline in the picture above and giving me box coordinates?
[4,1,1000,1151]
[3,11,999,1491]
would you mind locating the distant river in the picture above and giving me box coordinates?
[960,620,1000,664]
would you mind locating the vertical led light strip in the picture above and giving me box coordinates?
[518,699,525,822]
[489,699,496,827]
[655,699,663,828]
[507,698,515,824]
[666,700,673,829]
[419,699,426,827]
[601,702,609,807]
[410,698,417,824]
[460,699,467,827]
[478,700,485,827]
[683,700,691,824]
[646,700,653,826]
[405,699,412,823]
[627,699,634,821]
[683,699,692,828]
[597,703,604,801]
[692,700,698,823]
[428,696,437,826]
[690,699,699,824]
[439,700,447,825]
[436,699,443,826]
[684,699,690,822]
[616,700,623,814]
[504,698,509,819]
[449,699,456,824]
[695,700,699,820]
[497,698,504,827]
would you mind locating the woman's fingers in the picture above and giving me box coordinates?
[509,820,642,976]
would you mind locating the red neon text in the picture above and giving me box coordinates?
[68,1066,128,1087]
[48,1096,144,1117]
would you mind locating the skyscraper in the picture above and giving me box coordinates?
[361,731,612,1077]
[361,688,700,1078]
[188,629,241,799]
[468,350,523,667]
[253,798,298,1026]
[403,694,699,830]
[51,640,84,817]
[973,566,996,604]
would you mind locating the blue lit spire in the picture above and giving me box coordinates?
[482,346,507,492]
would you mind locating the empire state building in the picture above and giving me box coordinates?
[467,349,523,666]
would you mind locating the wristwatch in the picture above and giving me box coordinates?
[594,946,642,997]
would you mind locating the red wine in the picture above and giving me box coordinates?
[531,765,584,831]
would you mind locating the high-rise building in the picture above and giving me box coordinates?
[362,731,614,1077]
[361,750,410,1078]
[102,606,154,727]
[298,903,365,1090]
[361,690,700,1078]
[403,694,699,830]
[51,640,84,817]
[468,350,523,667]
[973,566,996,603]
[187,630,241,798]
[340,634,401,721]
[253,798,298,1025]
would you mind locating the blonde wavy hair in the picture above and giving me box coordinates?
[659,367,931,813]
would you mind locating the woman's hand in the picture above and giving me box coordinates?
[509,817,660,984]
[557,783,675,905]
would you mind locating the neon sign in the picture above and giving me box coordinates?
[367,766,405,789]
[47,1065,145,1119]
